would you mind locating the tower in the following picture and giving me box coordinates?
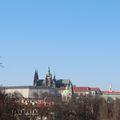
[62,82,73,102]
[109,84,112,92]
[52,73,56,88]
[45,67,53,87]
[33,70,39,86]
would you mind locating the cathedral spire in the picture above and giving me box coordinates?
[52,72,56,88]
[48,66,51,75]
[45,67,53,87]
[109,84,112,92]
[33,70,39,86]
[53,72,56,80]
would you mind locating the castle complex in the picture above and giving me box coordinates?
[4,67,73,99]
[3,67,120,100]
[33,67,72,88]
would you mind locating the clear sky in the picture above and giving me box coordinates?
[0,0,120,91]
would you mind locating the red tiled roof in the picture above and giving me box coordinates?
[73,86,90,92]
[58,86,101,92]
[90,88,101,91]
[73,86,101,92]
[102,91,120,95]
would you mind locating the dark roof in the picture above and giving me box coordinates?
[56,79,71,83]
[37,79,44,86]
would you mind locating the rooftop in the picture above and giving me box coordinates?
[73,86,101,92]
[102,91,120,95]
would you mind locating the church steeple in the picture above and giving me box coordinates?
[109,84,112,92]
[33,70,39,86]
[48,66,51,75]
[53,72,56,88]
[53,72,56,82]
[53,74,56,80]
[45,67,53,87]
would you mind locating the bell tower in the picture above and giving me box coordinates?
[45,67,53,87]
[33,70,39,86]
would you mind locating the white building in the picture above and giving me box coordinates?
[73,86,102,96]
[4,86,56,98]
[102,91,120,100]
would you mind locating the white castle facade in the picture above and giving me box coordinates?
[3,67,72,99]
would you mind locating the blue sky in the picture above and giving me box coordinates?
[0,0,120,90]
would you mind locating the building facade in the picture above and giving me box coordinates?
[5,86,56,98]
[73,86,102,97]
[3,67,72,99]
[33,67,72,89]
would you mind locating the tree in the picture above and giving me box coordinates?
[0,88,16,120]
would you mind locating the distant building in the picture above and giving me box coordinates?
[102,91,120,100]
[33,67,72,89]
[102,84,120,100]
[5,86,56,98]
[3,67,72,99]
[2,67,107,100]
[61,82,73,101]
[73,86,102,96]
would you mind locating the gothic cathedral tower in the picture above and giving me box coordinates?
[33,70,39,86]
[45,67,53,87]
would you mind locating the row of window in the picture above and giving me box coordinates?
[14,109,38,115]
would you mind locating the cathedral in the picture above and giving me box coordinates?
[33,67,72,88]
[3,67,73,99]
